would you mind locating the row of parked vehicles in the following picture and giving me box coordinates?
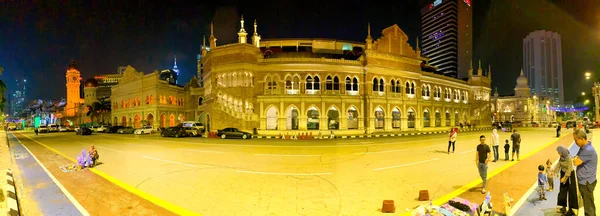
[70,121,251,139]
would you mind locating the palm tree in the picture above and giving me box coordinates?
[87,99,111,123]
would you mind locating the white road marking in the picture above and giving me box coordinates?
[142,156,197,167]
[96,146,124,153]
[236,170,332,176]
[253,154,320,157]
[459,150,476,154]
[13,133,91,216]
[373,158,440,171]
[177,148,225,154]
[353,149,407,155]
[360,142,375,144]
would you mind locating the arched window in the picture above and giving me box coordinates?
[406,82,411,94]
[198,97,203,105]
[391,79,396,93]
[421,85,427,96]
[427,85,431,96]
[306,76,313,90]
[285,76,292,90]
[395,80,401,93]
[379,78,384,92]
[314,76,320,90]
[352,77,359,91]
[345,77,352,91]
[333,76,340,90]
[373,78,378,91]
[326,75,333,90]
[410,82,415,94]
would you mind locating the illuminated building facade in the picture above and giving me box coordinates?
[10,79,26,116]
[420,0,472,78]
[110,66,191,128]
[65,60,84,116]
[492,70,555,124]
[190,18,491,136]
[523,30,564,105]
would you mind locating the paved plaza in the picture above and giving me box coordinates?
[10,128,567,215]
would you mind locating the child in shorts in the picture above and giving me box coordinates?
[537,165,547,200]
[545,159,555,191]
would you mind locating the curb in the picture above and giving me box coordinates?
[253,127,493,139]
[5,169,19,216]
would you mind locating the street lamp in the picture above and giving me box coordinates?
[582,92,586,96]
[585,99,590,104]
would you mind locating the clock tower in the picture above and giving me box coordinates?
[65,59,82,116]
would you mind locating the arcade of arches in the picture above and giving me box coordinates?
[260,103,470,134]
[112,112,186,128]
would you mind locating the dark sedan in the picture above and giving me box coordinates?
[76,127,93,135]
[217,127,252,139]
[161,126,187,138]
[117,127,136,134]
[107,126,124,133]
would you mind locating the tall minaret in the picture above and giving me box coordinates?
[201,35,208,56]
[252,19,261,48]
[365,23,373,50]
[238,15,248,44]
[209,22,217,48]
[415,38,421,56]
[477,59,483,76]
[65,59,82,117]
[468,60,474,77]
[488,64,492,78]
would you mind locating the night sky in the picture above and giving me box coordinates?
[0,0,599,105]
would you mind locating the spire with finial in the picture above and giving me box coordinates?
[488,64,492,78]
[476,59,483,76]
[202,35,208,55]
[415,38,421,56]
[365,22,373,50]
[238,15,248,44]
[209,22,217,48]
[468,60,474,76]
[252,19,261,48]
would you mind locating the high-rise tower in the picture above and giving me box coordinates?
[420,0,472,78]
[65,59,82,116]
[173,55,179,84]
[523,30,564,105]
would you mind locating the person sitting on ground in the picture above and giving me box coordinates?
[89,145,99,166]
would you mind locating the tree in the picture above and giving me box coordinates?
[86,99,111,123]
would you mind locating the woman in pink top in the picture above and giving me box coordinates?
[448,128,457,154]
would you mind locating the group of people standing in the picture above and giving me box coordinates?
[549,129,597,216]
[469,128,597,216]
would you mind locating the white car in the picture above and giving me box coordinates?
[59,127,68,132]
[48,124,59,132]
[134,126,154,135]
[96,126,109,133]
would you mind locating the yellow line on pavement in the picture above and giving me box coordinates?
[399,132,569,216]
[18,132,201,216]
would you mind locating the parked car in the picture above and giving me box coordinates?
[107,126,124,133]
[531,122,539,127]
[134,126,154,135]
[117,127,136,134]
[96,125,109,133]
[182,121,205,133]
[48,124,59,132]
[161,126,187,138]
[59,126,68,132]
[76,127,93,135]
[217,128,252,139]
[38,125,48,133]
[183,127,201,137]
[7,123,16,130]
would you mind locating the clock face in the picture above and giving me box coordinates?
[72,77,78,82]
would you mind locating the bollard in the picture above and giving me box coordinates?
[381,200,395,213]
[309,132,313,140]
[418,190,430,201]
[299,133,304,140]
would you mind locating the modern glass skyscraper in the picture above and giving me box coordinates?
[523,30,564,105]
[420,0,472,78]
